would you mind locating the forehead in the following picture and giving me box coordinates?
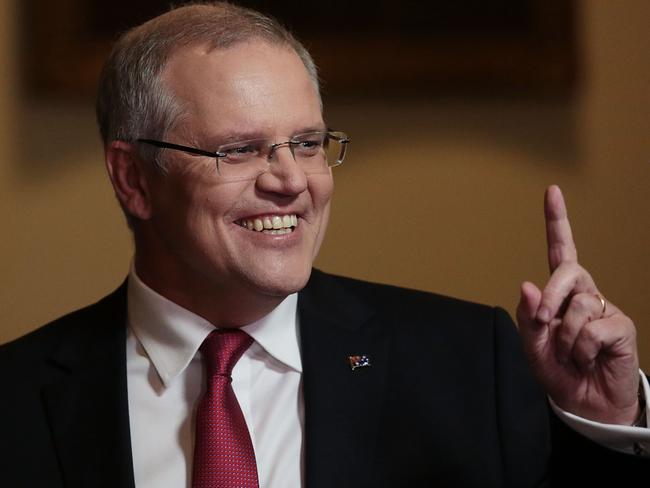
[161,40,323,138]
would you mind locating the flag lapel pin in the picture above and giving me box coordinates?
[348,355,371,371]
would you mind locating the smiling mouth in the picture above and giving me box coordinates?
[236,214,299,235]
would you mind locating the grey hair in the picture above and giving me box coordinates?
[95,1,320,166]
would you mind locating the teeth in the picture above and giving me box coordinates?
[238,214,299,233]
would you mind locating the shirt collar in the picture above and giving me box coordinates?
[127,266,302,387]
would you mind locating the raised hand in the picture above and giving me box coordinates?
[517,185,640,425]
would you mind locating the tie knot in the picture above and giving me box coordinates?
[200,329,253,377]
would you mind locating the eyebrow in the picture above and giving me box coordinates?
[202,124,329,148]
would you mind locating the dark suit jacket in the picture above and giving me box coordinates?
[1,270,647,487]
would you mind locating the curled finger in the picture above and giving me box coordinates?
[554,292,606,364]
[570,314,637,374]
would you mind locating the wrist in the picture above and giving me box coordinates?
[632,379,647,427]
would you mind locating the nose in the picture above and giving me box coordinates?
[256,143,308,196]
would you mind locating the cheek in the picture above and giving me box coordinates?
[172,176,242,221]
[314,203,331,253]
[308,173,334,253]
[308,172,334,210]
[149,179,222,250]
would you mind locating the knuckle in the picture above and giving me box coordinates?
[620,313,635,328]
[567,293,599,320]
[578,322,600,345]
[572,330,599,363]
[615,314,637,339]
[555,322,577,348]
[570,293,592,312]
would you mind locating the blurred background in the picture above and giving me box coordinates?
[1,1,648,368]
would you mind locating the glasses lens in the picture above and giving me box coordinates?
[292,131,348,173]
[325,131,348,168]
[217,139,269,180]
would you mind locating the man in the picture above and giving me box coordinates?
[1,2,648,487]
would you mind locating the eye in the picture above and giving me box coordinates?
[298,139,322,149]
[232,144,256,154]
[220,141,263,162]
[292,134,326,156]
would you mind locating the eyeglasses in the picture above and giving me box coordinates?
[137,130,349,181]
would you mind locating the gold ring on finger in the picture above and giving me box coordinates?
[594,293,606,318]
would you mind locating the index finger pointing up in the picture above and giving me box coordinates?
[545,185,578,273]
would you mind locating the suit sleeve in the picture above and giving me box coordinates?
[548,390,650,485]
[492,307,550,487]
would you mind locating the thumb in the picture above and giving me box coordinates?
[516,281,543,342]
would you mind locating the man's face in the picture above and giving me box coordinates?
[138,41,332,314]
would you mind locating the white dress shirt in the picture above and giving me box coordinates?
[126,270,304,488]
[124,268,649,488]
[551,376,650,455]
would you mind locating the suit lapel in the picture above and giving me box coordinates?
[42,284,136,488]
[299,270,390,488]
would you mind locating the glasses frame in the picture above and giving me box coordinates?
[137,130,349,178]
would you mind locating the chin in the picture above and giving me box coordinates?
[246,263,313,298]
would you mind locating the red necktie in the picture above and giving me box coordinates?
[193,329,259,488]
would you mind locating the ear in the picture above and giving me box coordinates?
[105,141,154,220]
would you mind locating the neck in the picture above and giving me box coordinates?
[133,255,287,328]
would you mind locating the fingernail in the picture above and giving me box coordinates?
[537,307,551,323]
